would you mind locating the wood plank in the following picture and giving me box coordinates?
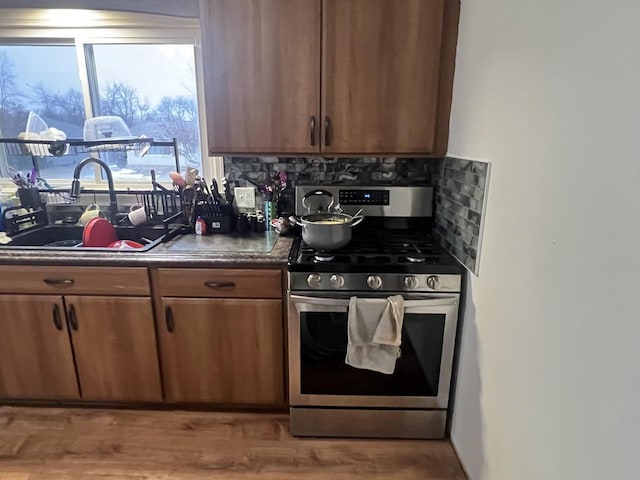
[322,0,445,154]
[0,407,466,479]
[66,296,162,402]
[0,266,150,296]
[158,298,284,404]
[0,295,79,400]
[201,0,321,154]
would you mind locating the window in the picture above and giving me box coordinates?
[90,43,202,182]
[0,9,217,188]
[0,44,94,180]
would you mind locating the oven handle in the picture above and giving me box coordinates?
[289,295,458,308]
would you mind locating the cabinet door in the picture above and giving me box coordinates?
[159,298,284,404]
[201,0,321,154]
[0,295,79,400]
[322,0,445,154]
[65,296,162,402]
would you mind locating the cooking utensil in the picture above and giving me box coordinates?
[82,217,118,247]
[223,178,234,205]
[169,172,186,187]
[185,167,198,188]
[289,212,364,251]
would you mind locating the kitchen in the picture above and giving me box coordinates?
[0,2,638,479]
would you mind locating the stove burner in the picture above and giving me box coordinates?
[406,254,427,263]
[314,253,336,262]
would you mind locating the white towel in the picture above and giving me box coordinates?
[345,295,405,374]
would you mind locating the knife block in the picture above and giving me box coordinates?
[194,204,234,234]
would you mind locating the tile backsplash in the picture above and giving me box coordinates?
[223,155,491,275]
[223,157,434,186]
[432,157,491,275]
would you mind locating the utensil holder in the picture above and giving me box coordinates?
[194,204,235,234]
[18,187,43,209]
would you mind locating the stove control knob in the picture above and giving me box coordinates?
[367,275,383,290]
[426,275,441,290]
[404,275,419,290]
[330,274,345,289]
[307,274,323,288]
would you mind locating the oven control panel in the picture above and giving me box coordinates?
[294,185,433,217]
[291,273,462,293]
[339,189,390,205]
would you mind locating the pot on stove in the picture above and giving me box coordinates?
[289,212,364,251]
[289,189,364,251]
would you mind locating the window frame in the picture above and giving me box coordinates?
[0,9,223,193]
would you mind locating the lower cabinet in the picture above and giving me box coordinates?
[158,298,284,404]
[65,296,162,402]
[0,295,79,400]
[0,294,162,403]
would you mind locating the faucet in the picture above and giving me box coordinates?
[70,157,118,224]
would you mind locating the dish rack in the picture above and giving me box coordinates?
[2,188,186,237]
[2,205,48,235]
[0,137,182,174]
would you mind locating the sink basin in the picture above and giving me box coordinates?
[2,225,171,252]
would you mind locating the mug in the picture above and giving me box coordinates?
[79,203,103,226]
[128,203,148,226]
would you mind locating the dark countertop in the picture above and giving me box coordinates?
[0,232,293,268]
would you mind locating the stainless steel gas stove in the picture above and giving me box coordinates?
[287,185,464,439]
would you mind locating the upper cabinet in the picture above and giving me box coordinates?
[322,0,444,154]
[200,0,459,156]
[201,0,321,154]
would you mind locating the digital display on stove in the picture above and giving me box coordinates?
[339,189,390,205]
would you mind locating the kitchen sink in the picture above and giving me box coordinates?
[2,224,172,252]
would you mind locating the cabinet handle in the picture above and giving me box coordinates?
[203,281,236,289]
[68,304,78,331]
[310,116,317,146]
[165,306,174,333]
[324,116,331,147]
[52,304,63,331]
[43,278,74,287]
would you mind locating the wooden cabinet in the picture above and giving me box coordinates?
[200,0,459,156]
[158,298,284,404]
[0,265,286,408]
[0,266,150,295]
[65,296,162,402]
[153,267,285,405]
[201,0,321,154]
[156,268,281,298]
[322,0,445,154]
[0,266,160,404]
[0,295,79,400]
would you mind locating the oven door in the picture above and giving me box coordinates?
[288,292,459,409]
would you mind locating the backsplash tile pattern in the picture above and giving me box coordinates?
[223,157,434,186]
[432,157,490,275]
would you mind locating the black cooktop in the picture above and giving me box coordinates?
[288,228,463,274]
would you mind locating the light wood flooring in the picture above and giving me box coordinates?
[0,406,466,480]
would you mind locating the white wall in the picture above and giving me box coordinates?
[448,1,640,479]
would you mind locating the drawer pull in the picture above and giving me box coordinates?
[43,278,74,287]
[203,281,236,289]
[165,306,175,333]
[310,116,317,146]
[324,116,331,147]
[52,304,63,331]
[68,305,78,331]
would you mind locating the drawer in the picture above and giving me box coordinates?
[156,268,282,298]
[0,266,150,296]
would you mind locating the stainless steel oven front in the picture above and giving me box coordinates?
[287,292,460,409]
